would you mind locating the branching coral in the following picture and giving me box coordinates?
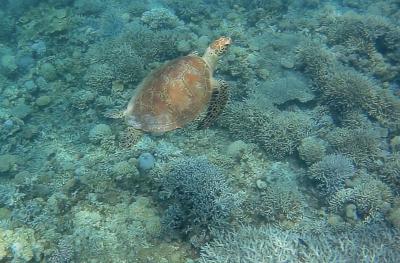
[380,154,400,193]
[326,128,382,170]
[251,182,304,227]
[121,22,180,62]
[159,157,243,238]
[308,154,355,196]
[220,102,313,159]
[329,176,393,223]
[297,41,400,130]
[200,223,400,263]
[84,63,114,92]
[85,40,145,85]
[141,8,181,29]
[320,12,400,79]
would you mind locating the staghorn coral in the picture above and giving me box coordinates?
[199,223,400,263]
[70,90,95,110]
[326,128,382,170]
[164,0,211,22]
[251,182,304,227]
[220,102,313,159]
[106,43,145,84]
[308,154,355,197]
[329,176,393,223]
[320,12,400,79]
[298,41,400,129]
[322,12,400,53]
[117,22,180,63]
[323,69,400,127]
[297,40,334,87]
[47,239,73,263]
[159,157,243,238]
[380,154,400,193]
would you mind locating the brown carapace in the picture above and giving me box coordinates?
[124,36,231,133]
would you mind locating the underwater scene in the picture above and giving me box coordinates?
[1,0,400,262]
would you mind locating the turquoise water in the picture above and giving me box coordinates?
[0,0,399,262]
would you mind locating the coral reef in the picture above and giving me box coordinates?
[159,157,243,239]
[321,12,400,77]
[252,73,315,106]
[141,8,182,29]
[298,136,327,165]
[221,102,313,159]
[0,227,43,262]
[83,63,114,92]
[298,41,400,130]
[308,154,355,196]
[380,154,400,193]
[0,0,399,261]
[326,128,382,170]
[199,223,400,263]
[251,182,304,227]
[329,176,393,223]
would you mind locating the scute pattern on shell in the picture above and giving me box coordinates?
[125,55,212,132]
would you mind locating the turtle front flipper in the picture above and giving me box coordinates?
[198,79,229,129]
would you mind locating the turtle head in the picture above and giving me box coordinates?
[210,36,232,56]
[203,36,231,70]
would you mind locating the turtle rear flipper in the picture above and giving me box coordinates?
[198,80,229,129]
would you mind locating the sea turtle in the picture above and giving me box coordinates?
[123,36,232,133]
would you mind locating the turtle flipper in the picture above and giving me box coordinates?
[198,80,229,129]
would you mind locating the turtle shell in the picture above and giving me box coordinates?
[124,55,213,132]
